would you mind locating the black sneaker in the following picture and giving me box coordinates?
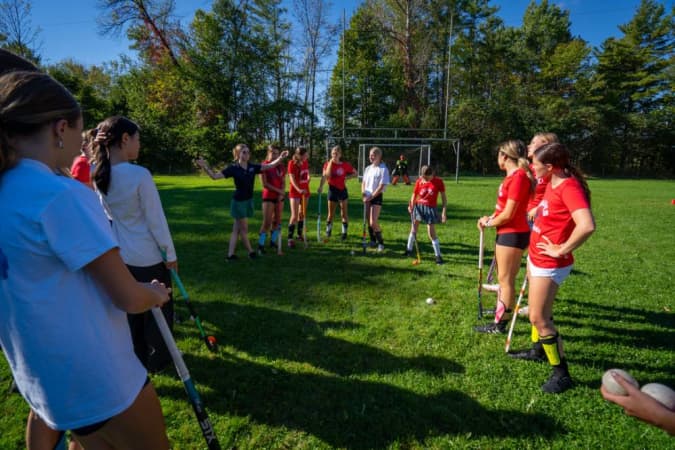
[341,233,347,241]
[403,249,412,257]
[508,348,547,363]
[226,254,238,261]
[257,245,266,255]
[435,255,444,265]
[248,251,257,259]
[541,371,573,394]
[473,321,507,334]
[270,240,277,249]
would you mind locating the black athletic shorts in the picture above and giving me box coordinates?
[262,198,279,204]
[328,185,349,202]
[496,231,530,250]
[368,194,383,206]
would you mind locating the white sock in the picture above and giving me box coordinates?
[407,233,416,251]
[432,238,441,256]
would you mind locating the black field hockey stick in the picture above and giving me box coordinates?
[361,200,368,254]
[151,308,221,449]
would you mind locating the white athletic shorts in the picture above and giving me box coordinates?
[528,257,573,286]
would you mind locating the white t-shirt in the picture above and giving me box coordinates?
[0,159,147,430]
[362,163,390,198]
[98,162,176,266]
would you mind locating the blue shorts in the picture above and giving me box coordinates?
[413,204,439,224]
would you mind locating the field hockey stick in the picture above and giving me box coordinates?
[410,211,421,266]
[169,268,217,352]
[160,248,217,352]
[505,276,528,353]
[361,200,368,254]
[301,195,308,248]
[277,223,283,255]
[317,189,323,242]
[477,228,485,319]
[151,308,221,450]
[486,256,496,284]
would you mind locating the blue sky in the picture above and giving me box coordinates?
[27,0,657,66]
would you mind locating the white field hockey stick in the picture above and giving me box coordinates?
[477,228,485,319]
[151,308,221,449]
[504,276,528,353]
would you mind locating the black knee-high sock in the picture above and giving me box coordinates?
[368,226,375,242]
[297,220,304,238]
[288,224,295,239]
[375,231,383,245]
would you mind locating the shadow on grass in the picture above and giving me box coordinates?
[214,302,463,377]
[160,352,561,449]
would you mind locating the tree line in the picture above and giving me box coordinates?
[2,0,673,176]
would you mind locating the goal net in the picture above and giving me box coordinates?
[357,144,431,182]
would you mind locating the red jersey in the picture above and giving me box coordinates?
[261,159,286,200]
[413,176,445,208]
[288,159,310,199]
[70,155,91,187]
[528,162,550,211]
[492,169,531,234]
[323,160,355,191]
[529,176,590,268]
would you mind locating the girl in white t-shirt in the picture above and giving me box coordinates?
[361,146,390,251]
[0,71,170,449]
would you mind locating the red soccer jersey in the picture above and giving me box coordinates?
[323,161,355,191]
[413,176,445,208]
[288,159,310,199]
[261,160,286,200]
[528,162,550,211]
[492,169,531,234]
[529,176,590,268]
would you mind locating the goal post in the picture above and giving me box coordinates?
[357,144,431,182]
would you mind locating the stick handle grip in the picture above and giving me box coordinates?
[478,228,485,269]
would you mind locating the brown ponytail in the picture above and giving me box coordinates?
[534,143,591,204]
[92,116,140,195]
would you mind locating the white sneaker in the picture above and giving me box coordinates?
[377,244,385,252]
[518,305,529,316]
[482,283,500,292]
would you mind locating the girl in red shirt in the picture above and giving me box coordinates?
[475,140,534,334]
[511,142,595,394]
[317,145,357,240]
[526,132,559,222]
[258,145,286,253]
[405,166,447,264]
[287,146,310,247]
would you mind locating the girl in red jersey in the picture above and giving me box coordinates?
[405,166,447,264]
[510,142,595,394]
[475,140,534,334]
[526,132,559,222]
[258,145,286,253]
[317,145,357,241]
[287,146,310,248]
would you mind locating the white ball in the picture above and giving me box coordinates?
[350,250,355,256]
[426,297,434,305]
[602,369,639,395]
[641,383,675,410]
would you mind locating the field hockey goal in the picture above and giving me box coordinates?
[356,144,431,182]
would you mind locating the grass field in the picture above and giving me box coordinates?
[1,175,674,449]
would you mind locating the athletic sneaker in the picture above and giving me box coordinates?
[482,283,500,292]
[435,255,444,265]
[341,233,347,241]
[257,245,266,255]
[248,251,257,259]
[288,238,295,248]
[518,305,529,316]
[403,249,412,257]
[508,347,547,363]
[473,320,507,334]
[226,254,238,261]
[270,240,277,249]
[542,371,573,394]
[377,244,385,252]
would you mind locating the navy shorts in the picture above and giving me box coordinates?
[413,204,440,224]
[368,194,383,206]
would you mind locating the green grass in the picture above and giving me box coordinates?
[1,176,674,449]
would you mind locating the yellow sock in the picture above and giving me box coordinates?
[541,334,561,366]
